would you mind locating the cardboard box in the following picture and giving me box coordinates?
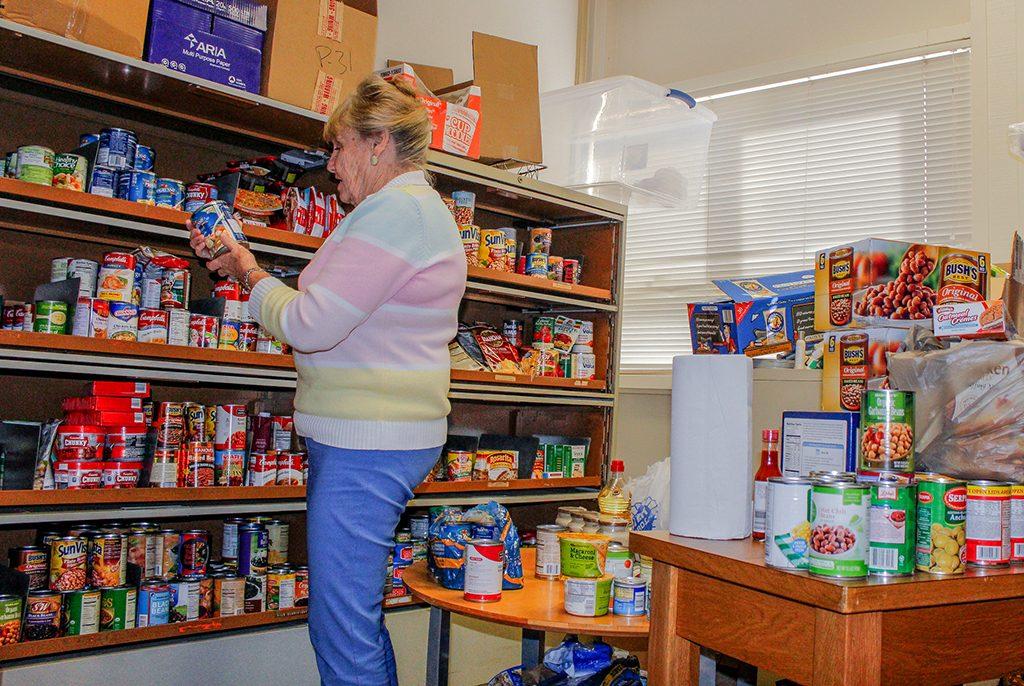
[820,327,907,412]
[814,239,991,332]
[933,300,1010,340]
[0,0,150,58]
[687,270,816,356]
[386,59,453,94]
[471,32,542,165]
[262,0,378,116]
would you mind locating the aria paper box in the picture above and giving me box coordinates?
[820,327,907,412]
[814,239,991,332]
[0,0,150,58]
[687,270,815,357]
[781,411,859,477]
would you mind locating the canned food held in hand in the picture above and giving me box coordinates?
[190,201,249,258]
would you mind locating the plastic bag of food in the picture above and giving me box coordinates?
[426,500,524,590]
[626,457,671,532]
[471,324,521,373]
[463,501,524,590]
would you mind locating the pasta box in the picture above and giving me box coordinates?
[687,270,816,356]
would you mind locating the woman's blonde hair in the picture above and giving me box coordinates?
[324,74,432,169]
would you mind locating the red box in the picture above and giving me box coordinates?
[85,381,151,397]
[64,411,147,426]
[933,300,1010,340]
[62,396,144,412]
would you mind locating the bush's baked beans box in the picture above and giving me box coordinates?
[820,327,907,412]
[814,239,991,332]
[687,269,817,356]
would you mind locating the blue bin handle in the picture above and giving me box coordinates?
[667,88,697,109]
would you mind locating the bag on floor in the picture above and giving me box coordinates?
[427,500,524,590]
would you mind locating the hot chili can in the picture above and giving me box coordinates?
[61,588,101,636]
[99,585,137,631]
[859,389,915,474]
[868,479,917,577]
[808,480,870,579]
[915,474,967,574]
[966,480,1012,566]
[49,536,89,591]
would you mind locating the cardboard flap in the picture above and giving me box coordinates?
[386,60,454,93]
[472,32,542,164]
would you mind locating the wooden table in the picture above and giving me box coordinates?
[632,530,1024,686]
[403,547,649,686]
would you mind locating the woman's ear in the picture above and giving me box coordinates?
[372,130,390,158]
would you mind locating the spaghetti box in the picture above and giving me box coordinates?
[781,411,859,477]
[145,0,265,94]
[687,270,816,356]
[85,381,151,398]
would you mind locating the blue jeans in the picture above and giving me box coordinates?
[305,439,441,686]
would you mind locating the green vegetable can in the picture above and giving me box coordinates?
[33,300,68,334]
[915,475,967,574]
[868,480,917,576]
[859,389,915,473]
[100,585,137,631]
[809,481,870,579]
[61,588,100,636]
[15,145,54,186]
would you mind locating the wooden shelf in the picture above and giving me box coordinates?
[0,486,306,508]
[466,266,612,302]
[0,608,308,662]
[414,477,601,494]
[450,369,607,392]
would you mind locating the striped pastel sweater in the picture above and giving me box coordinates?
[248,171,467,450]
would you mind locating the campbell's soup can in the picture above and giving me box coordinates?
[97,252,136,302]
[185,182,218,213]
[967,480,1012,566]
[2,302,26,330]
[276,452,304,485]
[137,308,168,344]
[106,301,139,342]
[463,539,503,602]
[237,322,258,352]
[188,314,219,348]
[160,268,190,309]
[247,453,277,486]
[167,308,190,345]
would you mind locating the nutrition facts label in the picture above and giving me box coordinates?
[967,499,1009,541]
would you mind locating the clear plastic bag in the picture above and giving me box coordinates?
[627,458,671,532]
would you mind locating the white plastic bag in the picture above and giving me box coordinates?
[627,458,671,532]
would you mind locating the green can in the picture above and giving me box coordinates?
[544,444,563,475]
[868,480,917,576]
[52,153,89,192]
[859,389,915,473]
[0,593,23,644]
[15,145,54,185]
[33,300,68,334]
[809,481,870,579]
[915,475,967,574]
[99,585,137,631]
[61,588,100,636]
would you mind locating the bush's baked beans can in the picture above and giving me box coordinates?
[859,390,915,474]
[136,581,170,627]
[868,480,917,576]
[212,573,245,617]
[764,476,812,570]
[266,520,290,566]
[99,585,137,631]
[1011,484,1024,564]
[966,480,1012,566]
[9,546,48,591]
[61,588,100,636]
[464,539,503,602]
[167,308,190,345]
[535,524,565,579]
[837,333,868,412]
[808,481,870,579]
[827,247,854,326]
[49,536,88,591]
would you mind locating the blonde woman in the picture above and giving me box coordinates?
[190,75,466,685]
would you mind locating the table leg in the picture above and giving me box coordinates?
[812,609,882,686]
[426,606,451,686]
[521,628,545,671]
[647,562,702,685]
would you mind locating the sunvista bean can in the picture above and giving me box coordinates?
[89,532,127,588]
[611,577,647,616]
[99,585,137,631]
[50,536,89,591]
[859,389,915,474]
[915,474,966,574]
[808,480,870,579]
[764,476,812,570]
[191,201,249,257]
[868,479,917,576]
[463,539,503,602]
[61,588,100,636]
[967,480,1012,566]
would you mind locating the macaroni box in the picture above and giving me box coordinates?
[821,327,907,412]
[814,239,990,332]
[781,411,859,477]
[687,270,816,356]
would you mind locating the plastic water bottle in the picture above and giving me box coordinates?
[598,459,632,516]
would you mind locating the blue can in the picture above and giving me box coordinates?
[134,145,155,172]
[155,178,185,209]
[116,170,157,205]
[88,165,117,197]
[393,541,413,567]
[97,127,138,170]
[237,523,268,576]
[137,581,171,627]
[611,577,647,616]
[471,523,499,540]
[525,253,549,277]
[191,201,249,256]
[410,514,430,541]
[78,133,101,147]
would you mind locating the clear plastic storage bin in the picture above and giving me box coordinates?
[540,76,716,209]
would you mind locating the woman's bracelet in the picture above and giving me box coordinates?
[242,266,266,291]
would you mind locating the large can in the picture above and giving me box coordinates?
[916,475,967,574]
[266,520,290,566]
[966,480,1012,566]
[868,479,917,577]
[23,590,62,640]
[89,532,126,588]
[764,476,813,570]
[96,251,136,302]
[611,577,647,616]
[99,585,137,631]
[185,182,218,213]
[159,529,180,580]
[214,404,247,450]
[212,573,245,617]
[8,545,49,591]
[237,523,269,576]
[859,389,915,473]
[535,524,565,579]
[116,170,157,204]
[808,481,870,579]
[191,201,249,257]
[178,530,210,576]
[464,539,503,602]
[52,153,89,192]
[1012,484,1024,564]
[61,588,100,636]
[33,300,68,334]
[136,581,171,627]
[49,536,89,591]
[267,567,296,610]
[96,127,137,170]
[15,145,54,185]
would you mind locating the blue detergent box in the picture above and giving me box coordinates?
[687,269,816,356]
[145,0,266,94]
[781,411,859,477]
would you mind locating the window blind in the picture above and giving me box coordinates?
[620,49,972,370]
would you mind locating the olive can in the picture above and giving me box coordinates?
[23,590,61,640]
[0,594,23,645]
[966,480,1012,566]
[99,585,137,631]
[808,480,870,579]
[212,573,245,617]
[915,475,967,574]
[868,480,917,576]
[859,389,915,473]
[61,588,101,636]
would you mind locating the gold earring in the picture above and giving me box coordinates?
[370,155,379,166]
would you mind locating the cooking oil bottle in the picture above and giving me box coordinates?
[598,459,631,516]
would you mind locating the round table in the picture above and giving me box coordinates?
[403,547,649,686]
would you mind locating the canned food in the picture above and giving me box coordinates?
[159,529,180,580]
[266,520,290,566]
[49,536,89,591]
[451,190,475,225]
[106,301,139,342]
[605,542,634,580]
[478,229,507,270]
[558,533,610,578]
[827,247,854,327]
[66,259,99,297]
[137,307,168,343]
[464,539,503,602]
[191,201,249,257]
[33,300,68,334]
[97,252,136,302]
[966,480,1012,566]
[564,575,612,617]
[535,524,565,579]
[214,404,247,450]
[155,178,185,209]
[167,578,200,623]
[160,268,190,309]
[548,255,564,281]
[247,453,278,486]
[838,333,868,412]
[213,574,245,617]
[70,297,106,339]
[276,452,304,485]
[1012,484,1024,564]
[133,145,155,172]
[61,588,100,636]
[23,590,61,640]
[459,225,480,267]
[570,351,596,380]
[502,319,524,349]
[237,321,258,351]
[563,258,581,284]
[611,577,647,616]
[179,441,214,487]
[9,546,49,591]
[178,530,210,577]
[764,476,813,570]
[16,145,54,185]
[89,533,127,588]
[294,566,309,607]
[244,574,266,614]
[215,450,246,487]
[99,585,137,631]
[88,165,117,197]
[237,524,269,576]
[859,389,915,473]
[915,475,967,574]
[167,308,190,345]
[52,153,88,191]
[97,127,137,170]
[185,182,218,213]
[189,313,219,348]
[137,581,171,627]
[267,568,296,610]
[2,301,26,330]
[116,170,157,204]
[868,480,917,576]
[808,481,870,579]
[0,594,22,644]
[525,252,549,278]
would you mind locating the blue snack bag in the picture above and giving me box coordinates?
[427,500,524,591]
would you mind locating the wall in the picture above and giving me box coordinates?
[375,0,579,93]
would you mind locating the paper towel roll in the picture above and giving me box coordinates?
[669,354,753,539]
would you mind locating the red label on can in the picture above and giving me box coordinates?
[463,540,503,602]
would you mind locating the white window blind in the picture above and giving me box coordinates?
[620,48,972,370]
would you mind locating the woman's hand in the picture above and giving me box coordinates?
[187,220,259,280]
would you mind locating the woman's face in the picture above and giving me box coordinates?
[327,126,375,205]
